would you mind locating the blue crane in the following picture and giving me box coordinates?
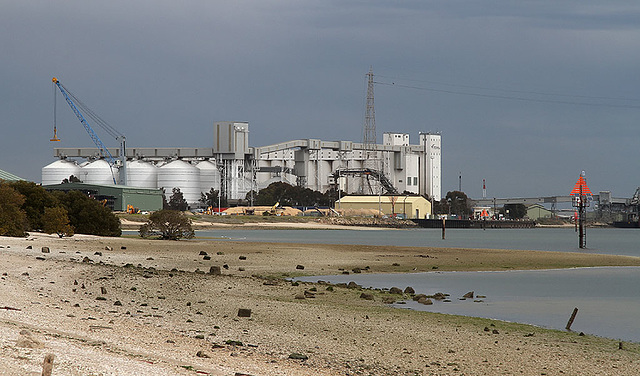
[52,77,127,185]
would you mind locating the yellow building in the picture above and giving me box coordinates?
[336,195,431,219]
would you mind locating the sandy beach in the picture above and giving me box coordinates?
[1,230,639,375]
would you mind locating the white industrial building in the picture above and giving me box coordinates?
[43,121,441,206]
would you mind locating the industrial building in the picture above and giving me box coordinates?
[526,204,554,221]
[43,182,164,212]
[44,121,442,207]
[256,130,441,200]
[337,195,431,219]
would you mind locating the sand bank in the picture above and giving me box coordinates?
[0,233,638,375]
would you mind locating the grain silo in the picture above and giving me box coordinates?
[82,159,119,185]
[196,160,220,194]
[41,159,81,185]
[126,159,158,189]
[157,159,201,204]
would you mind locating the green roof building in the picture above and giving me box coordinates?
[43,182,163,212]
[0,168,25,182]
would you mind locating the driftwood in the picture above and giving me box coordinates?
[565,307,579,331]
[0,306,21,311]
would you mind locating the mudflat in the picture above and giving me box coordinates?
[1,233,639,375]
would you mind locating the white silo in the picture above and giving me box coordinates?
[41,159,81,185]
[157,159,201,205]
[196,160,220,194]
[126,160,158,189]
[82,159,119,185]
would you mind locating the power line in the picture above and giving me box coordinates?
[375,74,640,103]
[373,80,640,109]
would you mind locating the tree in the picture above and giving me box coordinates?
[200,188,227,208]
[139,210,195,240]
[62,175,82,184]
[166,187,188,211]
[445,191,472,218]
[433,198,448,215]
[8,181,59,231]
[289,186,327,206]
[0,183,28,237]
[323,187,343,207]
[504,203,527,220]
[388,195,398,215]
[251,182,331,207]
[53,190,121,236]
[42,206,74,238]
[3,181,120,237]
[253,182,291,206]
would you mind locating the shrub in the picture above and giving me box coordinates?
[139,210,194,240]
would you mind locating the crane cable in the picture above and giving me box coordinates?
[52,80,121,184]
[50,81,61,141]
[57,82,124,141]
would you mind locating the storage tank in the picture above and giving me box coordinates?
[41,159,81,185]
[126,160,158,189]
[196,160,220,194]
[157,159,201,204]
[82,159,119,185]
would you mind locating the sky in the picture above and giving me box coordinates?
[2,1,640,199]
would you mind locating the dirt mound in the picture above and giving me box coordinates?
[224,206,302,216]
[319,216,417,228]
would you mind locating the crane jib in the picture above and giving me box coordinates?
[52,77,125,185]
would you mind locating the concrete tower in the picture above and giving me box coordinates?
[420,132,441,201]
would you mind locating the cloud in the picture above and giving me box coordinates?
[1,1,640,198]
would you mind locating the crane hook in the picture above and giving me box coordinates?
[51,77,61,141]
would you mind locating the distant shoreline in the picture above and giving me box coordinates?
[121,216,617,232]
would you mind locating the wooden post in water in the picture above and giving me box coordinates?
[42,354,55,376]
[441,217,446,240]
[565,307,578,331]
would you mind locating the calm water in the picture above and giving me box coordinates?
[127,227,640,341]
[194,227,640,257]
[296,267,640,343]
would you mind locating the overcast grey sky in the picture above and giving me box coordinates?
[2,1,640,198]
